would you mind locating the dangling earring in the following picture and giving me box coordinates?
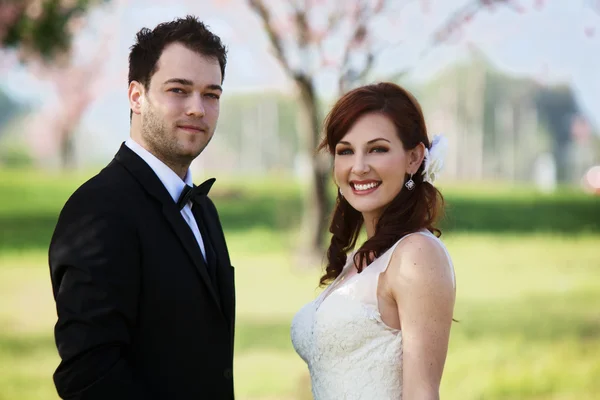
[339,187,344,198]
[405,173,415,190]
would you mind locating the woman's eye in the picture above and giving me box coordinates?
[371,147,388,153]
[336,149,352,156]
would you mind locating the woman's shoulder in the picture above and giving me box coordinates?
[396,230,447,255]
[386,231,455,288]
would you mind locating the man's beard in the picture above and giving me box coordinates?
[141,102,198,168]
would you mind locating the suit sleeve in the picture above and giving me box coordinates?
[49,187,147,400]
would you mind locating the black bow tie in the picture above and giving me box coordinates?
[177,178,216,210]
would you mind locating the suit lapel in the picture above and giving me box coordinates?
[160,203,222,312]
[195,196,235,329]
[114,143,223,312]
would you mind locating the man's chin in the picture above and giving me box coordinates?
[178,145,207,161]
[172,134,211,160]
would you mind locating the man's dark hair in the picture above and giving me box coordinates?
[128,15,228,118]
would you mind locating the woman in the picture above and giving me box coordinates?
[291,82,456,399]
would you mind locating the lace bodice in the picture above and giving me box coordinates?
[290,230,454,400]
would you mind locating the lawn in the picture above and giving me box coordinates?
[0,168,599,399]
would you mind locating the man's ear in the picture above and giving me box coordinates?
[128,81,144,116]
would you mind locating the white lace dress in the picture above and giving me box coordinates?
[290,230,454,400]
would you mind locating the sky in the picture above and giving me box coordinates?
[1,0,599,157]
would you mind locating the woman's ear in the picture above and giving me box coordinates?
[407,142,426,174]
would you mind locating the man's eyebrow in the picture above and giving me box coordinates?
[206,84,223,92]
[163,78,193,86]
[163,79,223,93]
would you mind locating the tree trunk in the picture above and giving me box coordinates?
[60,130,75,170]
[295,75,330,257]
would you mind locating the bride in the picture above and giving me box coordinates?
[291,82,456,399]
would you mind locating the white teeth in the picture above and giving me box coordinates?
[354,182,379,191]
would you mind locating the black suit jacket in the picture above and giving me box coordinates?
[49,144,236,400]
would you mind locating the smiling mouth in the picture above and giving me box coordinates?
[350,181,382,193]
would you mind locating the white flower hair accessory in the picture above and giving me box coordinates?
[422,134,448,184]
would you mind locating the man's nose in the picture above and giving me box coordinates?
[186,94,205,117]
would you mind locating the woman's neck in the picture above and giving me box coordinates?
[362,212,380,239]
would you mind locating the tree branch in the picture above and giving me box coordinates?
[385,0,519,81]
[338,0,391,93]
[248,0,295,75]
[427,0,518,50]
[314,6,345,65]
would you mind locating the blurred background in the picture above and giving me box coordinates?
[1,0,599,399]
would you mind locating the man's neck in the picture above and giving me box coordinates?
[129,135,189,180]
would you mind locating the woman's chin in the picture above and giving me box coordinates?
[347,200,387,216]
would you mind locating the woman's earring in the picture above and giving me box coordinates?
[405,173,415,190]
[339,187,344,198]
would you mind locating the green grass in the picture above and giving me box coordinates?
[0,168,599,399]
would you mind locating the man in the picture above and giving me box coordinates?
[48,16,235,399]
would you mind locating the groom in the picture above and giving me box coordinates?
[48,16,235,399]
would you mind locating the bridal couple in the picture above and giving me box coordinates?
[49,15,456,400]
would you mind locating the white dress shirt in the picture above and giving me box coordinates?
[125,138,207,261]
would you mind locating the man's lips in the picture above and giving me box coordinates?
[177,125,205,132]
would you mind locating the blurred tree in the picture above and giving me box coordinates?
[0,88,31,167]
[247,0,534,256]
[535,85,581,182]
[0,87,25,134]
[28,43,113,169]
[0,0,108,64]
[0,0,123,169]
[422,55,576,183]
